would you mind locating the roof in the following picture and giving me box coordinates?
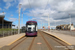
[12,24,15,26]
[26,21,37,23]
[0,15,12,23]
[0,15,5,18]
[4,20,12,23]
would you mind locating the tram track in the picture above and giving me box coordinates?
[28,37,35,50]
[39,31,53,50]
[6,31,74,50]
[10,36,36,50]
[41,31,73,50]
[10,37,28,50]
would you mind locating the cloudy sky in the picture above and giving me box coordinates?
[0,0,75,29]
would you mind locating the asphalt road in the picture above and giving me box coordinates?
[8,31,75,50]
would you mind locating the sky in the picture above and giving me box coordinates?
[0,0,75,29]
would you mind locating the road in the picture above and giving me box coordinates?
[5,31,75,50]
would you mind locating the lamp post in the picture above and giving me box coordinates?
[48,14,50,31]
[18,4,21,34]
[55,21,56,30]
[22,12,23,27]
[69,14,71,31]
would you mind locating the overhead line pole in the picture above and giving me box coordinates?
[18,4,21,34]
[48,14,50,31]
[22,12,23,27]
[55,21,56,30]
[69,14,71,31]
[44,0,50,31]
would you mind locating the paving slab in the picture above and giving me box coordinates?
[0,33,25,47]
[42,30,75,45]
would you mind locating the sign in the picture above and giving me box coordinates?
[48,26,50,28]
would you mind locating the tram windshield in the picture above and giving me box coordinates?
[27,25,36,33]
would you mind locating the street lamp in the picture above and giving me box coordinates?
[22,12,23,27]
[48,14,50,31]
[69,14,71,31]
[55,20,56,30]
[18,4,22,34]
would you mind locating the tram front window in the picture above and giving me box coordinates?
[27,25,36,33]
[28,27,31,32]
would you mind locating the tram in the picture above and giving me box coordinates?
[26,21,37,36]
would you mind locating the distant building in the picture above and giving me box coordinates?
[56,23,75,30]
[21,26,26,33]
[68,23,75,30]
[0,15,15,29]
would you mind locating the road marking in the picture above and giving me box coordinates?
[37,42,42,44]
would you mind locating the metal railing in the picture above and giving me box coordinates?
[0,31,18,38]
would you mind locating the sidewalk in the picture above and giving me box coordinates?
[0,33,25,47]
[42,30,75,45]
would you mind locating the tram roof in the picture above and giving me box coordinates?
[26,21,37,23]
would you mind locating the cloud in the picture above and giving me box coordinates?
[19,0,47,8]
[57,0,73,11]
[27,8,56,17]
[3,0,13,9]
[8,18,17,22]
[3,0,13,2]
[4,3,11,9]
[18,0,75,28]
[0,12,6,15]
[3,0,17,9]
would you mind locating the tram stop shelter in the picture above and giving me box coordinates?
[0,15,15,29]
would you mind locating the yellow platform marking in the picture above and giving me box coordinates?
[0,46,2,48]
[43,31,72,45]
[7,35,25,46]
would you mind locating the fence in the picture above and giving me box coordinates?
[0,30,18,38]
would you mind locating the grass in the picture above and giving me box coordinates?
[0,28,18,34]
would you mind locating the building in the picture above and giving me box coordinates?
[0,15,15,29]
[68,23,75,30]
[56,23,75,30]
[21,26,26,33]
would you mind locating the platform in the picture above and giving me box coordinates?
[0,33,25,48]
[42,30,75,45]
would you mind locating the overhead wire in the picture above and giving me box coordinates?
[45,0,49,10]
[44,0,50,29]
[28,0,35,21]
